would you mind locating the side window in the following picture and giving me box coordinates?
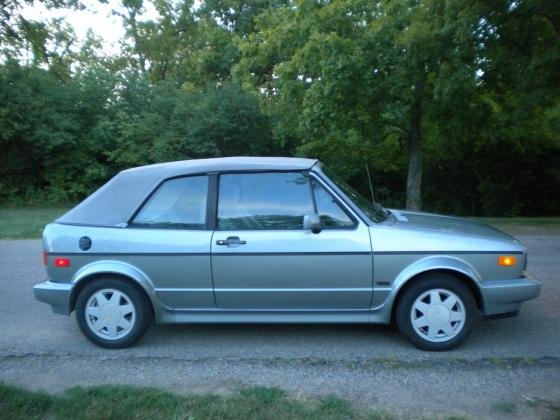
[132,176,208,229]
[312,179,355,228]
[218,172,314,230]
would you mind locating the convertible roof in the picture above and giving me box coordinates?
[56,157,318,226]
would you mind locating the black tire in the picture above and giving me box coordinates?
[75,278,153,349]
[396,273,476,351]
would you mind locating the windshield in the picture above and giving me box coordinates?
[320,166,388,223]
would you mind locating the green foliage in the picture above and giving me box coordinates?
[0,0,558,215]
[102,79,275,166]
[0,63,273,203]
[235,0,560,215]
[0,383,392,419]
[0,61,117,204]
[0,207,68,239]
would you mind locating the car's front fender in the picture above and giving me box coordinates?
[370,255,482,321]
[392,255,482,291]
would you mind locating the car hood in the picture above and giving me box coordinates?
[387,209,518,243]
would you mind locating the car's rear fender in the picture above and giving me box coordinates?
[70,260,165,320]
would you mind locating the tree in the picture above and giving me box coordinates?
[0,0,82,61]
[235,0,484,210]
[0,0,558,215]
[0,60,118,203]
[174,81,275,157]
[103,80,275,168]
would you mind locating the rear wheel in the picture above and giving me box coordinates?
[76,278,152,349]
[396,274,476,351]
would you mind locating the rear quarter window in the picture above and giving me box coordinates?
[132,176,208,229]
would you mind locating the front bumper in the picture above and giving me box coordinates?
[33,281,73,315]
[479,272,541,316]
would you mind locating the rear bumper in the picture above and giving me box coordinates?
[33,281,73,315]
[479,273,541,316]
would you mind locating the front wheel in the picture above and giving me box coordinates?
[396,274,476,351]
[75,278,153,349]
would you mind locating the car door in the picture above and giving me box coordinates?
[210,171,373,309]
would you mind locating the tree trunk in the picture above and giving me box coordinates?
[127,8,147,76]
[406,87,423,210]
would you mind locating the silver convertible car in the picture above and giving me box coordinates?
[33,157,541,350]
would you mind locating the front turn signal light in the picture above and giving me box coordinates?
[498,256,517,266]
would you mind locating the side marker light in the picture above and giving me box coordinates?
[498,256,517,267]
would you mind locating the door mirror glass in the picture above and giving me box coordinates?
[303,213,321,234]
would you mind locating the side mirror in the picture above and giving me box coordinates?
[303,213,321,234]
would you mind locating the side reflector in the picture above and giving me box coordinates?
[54,257,71,268]
[42,250,48,267]
[498,256,517,266]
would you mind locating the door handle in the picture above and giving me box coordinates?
[216,236,247,246]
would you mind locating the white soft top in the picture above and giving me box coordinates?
[56,156,318,226]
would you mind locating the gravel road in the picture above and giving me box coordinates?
[0,235,559,418]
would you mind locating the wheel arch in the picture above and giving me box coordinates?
[70,260,159,317]
[385,256,484,323]
[391,268,483,320]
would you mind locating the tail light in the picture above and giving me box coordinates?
[54,257,71,268]
[42,251,71,268]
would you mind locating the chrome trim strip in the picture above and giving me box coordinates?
[49,252,211,256]
[49,251,372,256]
[373,250,524,255]
[167,307,371,313]
[155,288,214,292]
[49,250,520,257]
[214,288,372,292]
[212,252,372,256]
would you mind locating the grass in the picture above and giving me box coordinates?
[523,396,560,420]
[471,216,560,227]
[0,207,68,239]
[0,383,391,420]
[490,401,518,414]
[470,217,560,234]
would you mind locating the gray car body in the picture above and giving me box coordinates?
[33,157,541,324]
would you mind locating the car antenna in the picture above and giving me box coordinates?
[365,162,376,207]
